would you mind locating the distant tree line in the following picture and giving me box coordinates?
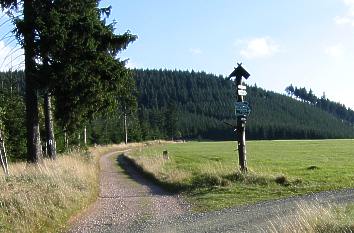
[2,68,354,162]
[0,71,26,160]
[90,69,354,142]
[285,84,354,123]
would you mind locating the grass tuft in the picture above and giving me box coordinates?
[191,173,224,187]
[307,165,320,170]
[266,202,354,233]
[275,175,290,186]
[223,171,272,186]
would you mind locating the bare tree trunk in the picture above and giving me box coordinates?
[124,113,128,144]
[84,126,87,146]
[0,128,9,176]
[44,92,56,159]
[64,132,68,149]
[24,0,43,163]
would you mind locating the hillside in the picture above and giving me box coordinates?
[1,69,354,161]
[133,69,354,140]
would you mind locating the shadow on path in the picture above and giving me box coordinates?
[115,154,174,197]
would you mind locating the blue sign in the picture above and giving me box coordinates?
[235,102,251,116]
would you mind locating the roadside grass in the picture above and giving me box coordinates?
[127,140,354,211]
[266,203,354,233]
[0,144,123,233]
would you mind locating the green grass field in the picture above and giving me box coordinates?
[128,140,354,211]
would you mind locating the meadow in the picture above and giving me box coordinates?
[127,140,354,211]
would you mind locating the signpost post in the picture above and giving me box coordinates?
[228,63,250,173]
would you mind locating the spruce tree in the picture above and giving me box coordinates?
[31,0,137,133]
[0,0,136,162]
[0,0,43,163]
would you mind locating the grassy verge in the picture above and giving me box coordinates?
[266,203,354,232]
[127,140,354,211]
[0,144,123,233]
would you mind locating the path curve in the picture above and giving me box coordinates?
[67,151,189,233]
[130,188,354,232]
[68,150,354,233]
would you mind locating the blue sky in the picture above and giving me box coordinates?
[0,1,353,109]
[106,0,354,109]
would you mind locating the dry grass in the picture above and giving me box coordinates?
[266,202,354,233]
[125,153,184,185]
[0,144,126,233]
[124,140,191,184]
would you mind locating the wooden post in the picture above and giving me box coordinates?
[236,77,247,172]
[229,63,250,173]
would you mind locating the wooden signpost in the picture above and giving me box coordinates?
[228,63,250,172]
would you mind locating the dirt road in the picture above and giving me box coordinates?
[129,188,354,232]
[68,151,354,233]
[67,151,190,233]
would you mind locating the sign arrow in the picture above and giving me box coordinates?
[238,85,246,90]
[238,90,247,96]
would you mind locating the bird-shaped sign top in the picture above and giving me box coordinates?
[228,63,250,80]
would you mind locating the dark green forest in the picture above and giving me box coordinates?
[1,69,354,161]
[0,71,92,160]
[130,69,354,140]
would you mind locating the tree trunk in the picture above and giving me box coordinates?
[24,0,42,163]
[0,128,9,176]
[84,126,87,146]
[64,132,68,149]
[124,112,128,144]
[44,92,56,159]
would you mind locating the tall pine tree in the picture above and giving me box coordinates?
[1,0,136,162]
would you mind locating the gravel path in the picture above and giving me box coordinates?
[130,188,354,233]
[67,151,190,233]
[68,150,354,233]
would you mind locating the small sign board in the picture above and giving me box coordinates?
[238,90,247,96]
[235,102,251,116]
[238,85,246,90]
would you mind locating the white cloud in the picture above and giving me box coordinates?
[0,41,24,71]
[335,0,354,26]
[335,16,353,25]
[240,37,279,59]
[325,44,344,57]
[189,48,202,55]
